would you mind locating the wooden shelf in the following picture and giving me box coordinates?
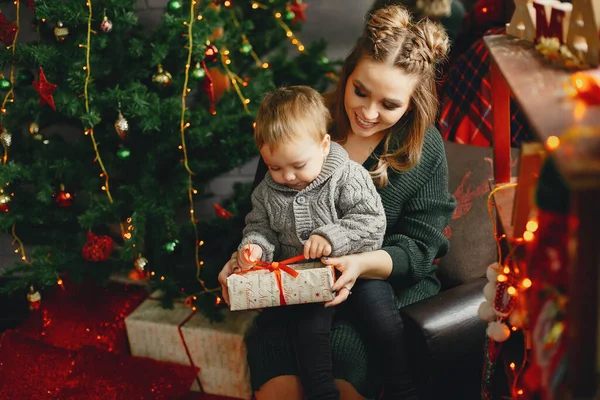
[484,35,600,189]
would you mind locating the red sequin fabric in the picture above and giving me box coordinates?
[17,280,147,354]
[0,330,76,399]
[55,346,199,399]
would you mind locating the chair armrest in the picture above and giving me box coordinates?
[399,278,488,398]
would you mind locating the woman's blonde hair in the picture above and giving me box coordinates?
[254,85,331,151]
[329,5,449,187]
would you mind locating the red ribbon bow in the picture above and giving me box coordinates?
[236,254,305,306]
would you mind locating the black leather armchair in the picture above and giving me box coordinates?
[401,278,487,399]
[398,141,519,400]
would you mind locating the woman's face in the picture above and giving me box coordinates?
[344,58,418,138]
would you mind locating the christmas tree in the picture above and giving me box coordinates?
[0,0,337,318]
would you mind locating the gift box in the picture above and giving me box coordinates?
[124,294,258,399]
[227,261,335,311]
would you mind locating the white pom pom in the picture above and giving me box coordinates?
[478,301,497,322]
[509,309,525,328]
[487,321,511,342]
[486,262,500,282]
[483,281,496,302]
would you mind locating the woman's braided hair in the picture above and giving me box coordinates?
[329,5,449,187]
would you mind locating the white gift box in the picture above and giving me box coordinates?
[227,261,336,311]
[125,294,258,399]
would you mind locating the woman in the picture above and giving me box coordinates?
[219,5,456,400]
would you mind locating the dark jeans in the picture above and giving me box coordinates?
[283,279,414,400]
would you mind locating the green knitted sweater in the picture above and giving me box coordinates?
[364,125,456,307]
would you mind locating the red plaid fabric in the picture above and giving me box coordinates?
[438,28,535,147]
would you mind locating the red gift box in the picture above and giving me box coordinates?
[17,279,147,354]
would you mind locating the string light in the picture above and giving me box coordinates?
[486,182,531,399]
[220,48,250,112]
[172,0,221,305]
[545,135,560,150]
[12,222,29,263]
[82,0,124,237]
[2,3,27,265]
[1,0,18,165]
[251,2,305,52]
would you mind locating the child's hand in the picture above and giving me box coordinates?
[237,243,263,270]
[304,234,332,260]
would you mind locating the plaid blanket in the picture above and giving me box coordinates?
[438,28,535,147]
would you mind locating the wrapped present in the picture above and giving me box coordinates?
[16,280,148,354]
[227,259,336,311]
[125,294,258,399]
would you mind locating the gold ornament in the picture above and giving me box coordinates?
[54,21,69,41]
[0,189,10,212]
[134,255,149,272]
[152,64,173,86]
[29,122,43,140]
[114,112,129,139]
[29,122,39,134]
[0,127,11,147]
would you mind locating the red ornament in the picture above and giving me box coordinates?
[53,184,75,207]
[204,44,219,63]
[202,61,216,114]
[33,67,57,110]
[26,0,35,11]
[82,232,114,262]
[0,12,17,45]
[213,202,233,219]
[289,0,308,24]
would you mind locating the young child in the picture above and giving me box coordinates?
[236,85,388,400]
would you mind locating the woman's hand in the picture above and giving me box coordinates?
[218,251,241,306]
[321,254,363,307]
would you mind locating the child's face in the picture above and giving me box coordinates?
[260,134,330,191]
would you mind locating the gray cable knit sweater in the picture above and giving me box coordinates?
[240,142,386,262]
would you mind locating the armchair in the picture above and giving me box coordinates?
[400,141,519,399]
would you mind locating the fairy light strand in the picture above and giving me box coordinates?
[4,2,26,264]
[178,0,219,298]
[251,2,305,52]
[11,222,29,263]
[220,49,249,112]
[83,1,124,236]
[486,182,533,398]
[1,0,19,165]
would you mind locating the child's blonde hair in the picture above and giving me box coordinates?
[254,86,331,150]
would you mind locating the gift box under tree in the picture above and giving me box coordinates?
[125,294,258,399]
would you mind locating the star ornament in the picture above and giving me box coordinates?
[289,0,307,24]
[33,67,57,110]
